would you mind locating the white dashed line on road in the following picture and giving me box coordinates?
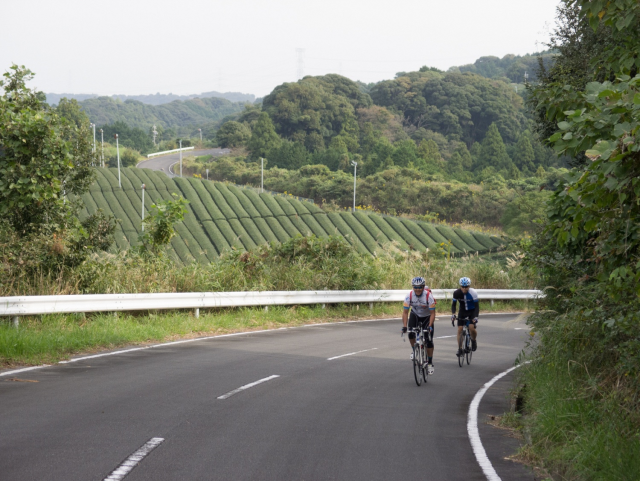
[217,375,280,400]
[327,348,377,361]
[103,437,164,480]
[436,335,456,339]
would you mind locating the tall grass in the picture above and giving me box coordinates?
[1,237,533,297]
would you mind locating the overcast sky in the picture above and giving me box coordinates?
[2,0,560,98]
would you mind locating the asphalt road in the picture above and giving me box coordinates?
[0,314,536,480]
[136,148,230,178]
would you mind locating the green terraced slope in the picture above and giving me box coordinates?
[80,168,507,262]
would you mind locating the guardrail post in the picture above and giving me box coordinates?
[194,308,200,319]
[11,316,19,328]
[491,300,494,307]
[264,306,268,312]
[369,302,374,311]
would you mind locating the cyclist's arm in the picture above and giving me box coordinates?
[473,300,479,320]
[429,308,435,327]
[402,306,409,327]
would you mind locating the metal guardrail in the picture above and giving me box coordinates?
[146,146,194,159]
[1,289,542,326]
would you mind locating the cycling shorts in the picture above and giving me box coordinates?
[408,311,434,348]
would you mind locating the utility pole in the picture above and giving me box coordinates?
[524,71,529,84]
[198,128,202,142]
[351,160,357,212]
[115,134,121,188]
[179,139,183,177]
[100,129,104,167]
[90,123,96,154]
[206,168,209,181]
[141,184,146,231]
[152,125,158,145]
[261,158,264,193]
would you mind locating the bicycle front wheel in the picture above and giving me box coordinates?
[458,338,464,367]
[422,346,428,383]
[466,334,472,365]
[413,346,423,386]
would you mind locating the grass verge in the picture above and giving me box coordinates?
[1,300,525,368]
[509,361,640,480]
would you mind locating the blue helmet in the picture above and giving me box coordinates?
[459,277,471,287]
[411,276,426,288]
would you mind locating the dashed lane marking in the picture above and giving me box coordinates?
[103,437,164,480]
[217,375,280,400]
[327,348,378,361]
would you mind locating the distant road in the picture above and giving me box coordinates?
[136,148,230,178]
[1,314,536,480]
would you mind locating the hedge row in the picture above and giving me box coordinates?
[243,189,273,218]
[216,183,250,219]
[299,214,327,238]
[83,169,508,261]
[259,193,286,217]
[203,181,237,219]
[227,185,262,218]
[340,213,378,255]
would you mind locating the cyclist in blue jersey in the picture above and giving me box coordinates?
[451,277,479,357]
[401,276,436,373]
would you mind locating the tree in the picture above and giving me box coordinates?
[216,121,251,148]
[137,194,189,257]
[513,135,536,174]
[267,141,310,170]
[248,112,281,158]
[0,65,96,234]
[0,65,115,269]
[391,139,418,168]
[475,123,515,172]
[56,98,90,128]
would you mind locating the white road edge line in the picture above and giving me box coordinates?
[327,348,377,361]
[217,375,280,400]
[468,361,531,481]
[103,437,164,481]
[436,335,456,339]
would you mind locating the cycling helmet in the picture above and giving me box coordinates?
[411,276,426,288]
[459,277,471,287]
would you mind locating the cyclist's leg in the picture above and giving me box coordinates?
[456,317,466,354]
[469,323,478,340]
[408,311,418,348]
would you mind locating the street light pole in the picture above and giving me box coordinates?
[100,129,104,167]
[206,168,209,181]
[261,157,264,193]
[141,184,146,231]
[179,139,183,177]
[92,123,96,153]
[351,160,357,212]
[115,134,121,188]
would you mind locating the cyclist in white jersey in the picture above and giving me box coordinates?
[401,276,436,373]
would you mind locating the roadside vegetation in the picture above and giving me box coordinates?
[507,1,640,479]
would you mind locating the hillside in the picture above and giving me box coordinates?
[79,168,506,263]
[76,96,246,131]
[46,91,255,107]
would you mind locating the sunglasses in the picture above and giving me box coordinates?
[413,286,425,290]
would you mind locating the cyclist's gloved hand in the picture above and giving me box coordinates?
[427,326,434,333]
[401,326,407,333]
[451,314,456,326]
[474,318,479,325]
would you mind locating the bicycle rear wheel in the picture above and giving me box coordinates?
[466,334,472,365]
[413,345,423,386]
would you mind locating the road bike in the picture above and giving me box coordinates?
[402,324,432,386]
[454,316,475,367]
